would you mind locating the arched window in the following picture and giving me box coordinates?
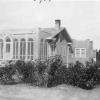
[0,39,3,59]
[20,39,26,60]
[13,39,18,59]
[6,38,11,53]
[28,38,34,60]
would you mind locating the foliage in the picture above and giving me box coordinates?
[0,57,100,90]
[0,61,18,84]
[48,60,100,90]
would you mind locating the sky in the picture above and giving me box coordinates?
[0,0,100,49]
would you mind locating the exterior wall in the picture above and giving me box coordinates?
[72,39,95,64]
[55,36,68,64]
[54,33,73,65]
[0,28,95,66]
[0,28,39,61]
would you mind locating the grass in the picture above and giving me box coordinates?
[0,84,100,100]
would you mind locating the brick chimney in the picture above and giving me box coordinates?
[55,19,61,30]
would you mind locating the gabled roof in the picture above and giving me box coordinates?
[39,27,72,43]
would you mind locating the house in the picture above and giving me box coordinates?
[0,20,73,66]
[0,20,96,66]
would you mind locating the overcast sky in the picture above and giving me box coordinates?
[0,0,100,49]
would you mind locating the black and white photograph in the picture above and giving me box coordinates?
[0,0,99,100]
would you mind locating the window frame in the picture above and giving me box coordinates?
[6,38,11,53]
[39,39,48,60]
[75,48,86,58]
[27,38,34,60]
[13,39,18,59]
[20,39,26,60]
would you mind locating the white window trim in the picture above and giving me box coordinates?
[75,48,86,58]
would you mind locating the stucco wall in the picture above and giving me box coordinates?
[72,39,95,64]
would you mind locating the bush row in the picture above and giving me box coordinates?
[0,56,100,90]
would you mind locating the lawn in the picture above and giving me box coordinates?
[0,84,99,100]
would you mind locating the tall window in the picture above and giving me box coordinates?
[39,39,47,60]
[44,40,47,60]
[6,38,11,53]
[81,48,86,58]
[75,48,86,58]
[51,43,55,56]
[13,39,18,59]
[40,39,43,60]
[20,39,26,60]
[28,38,34,60]
[0,39,3,59]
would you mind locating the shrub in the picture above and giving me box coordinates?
[47,55,64,87]
[0,62,17,84]
[0,57,100,90]
[32,60,48,87]
[48,60,100,90]
[13,60,36,83]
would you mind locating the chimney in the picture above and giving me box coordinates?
[55,19,61,30]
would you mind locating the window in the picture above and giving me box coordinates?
[40,39,44,60]
[28,38,34,60]
[81,48,86,58]
[13,39,18,59]
[6,38,11,53]
[39,39,48,60]
[0,39,3,59]
[75,48,80,58]
[20,39,26,60]
[44,40,47,60]
[51,44,55,56]
[75,48,86,58]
